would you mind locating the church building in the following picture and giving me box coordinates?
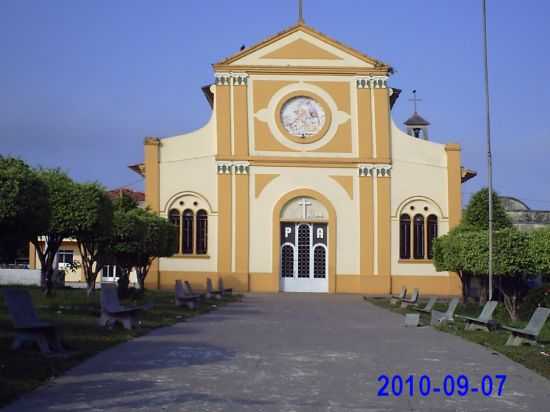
[133,21,474,295]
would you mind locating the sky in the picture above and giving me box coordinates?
[1,0,549,209]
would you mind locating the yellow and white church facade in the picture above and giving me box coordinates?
[137,22,471,296]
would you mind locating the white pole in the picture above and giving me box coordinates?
[482,0,494,301]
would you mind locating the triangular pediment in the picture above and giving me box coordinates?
[214,23,388,69]
[262,38,342,60]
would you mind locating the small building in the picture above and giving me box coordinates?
[28,189,145,285]
[500,196,550,231]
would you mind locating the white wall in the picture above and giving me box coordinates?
[390,121,450,277]
[0,269,41,286]
[158,105,218,273]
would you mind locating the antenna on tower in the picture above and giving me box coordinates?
[298,0,304,23]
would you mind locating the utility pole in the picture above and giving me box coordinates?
[482,0,494,301]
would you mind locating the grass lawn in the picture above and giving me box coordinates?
[366,297,550,380]
[0,285,240,407]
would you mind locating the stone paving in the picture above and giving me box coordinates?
[3,294,550,411]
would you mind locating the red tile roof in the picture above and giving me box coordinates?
[107,188,145,202]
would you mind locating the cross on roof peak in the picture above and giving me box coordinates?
[298,0,304,23]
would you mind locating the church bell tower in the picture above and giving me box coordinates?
[404,90,430,140]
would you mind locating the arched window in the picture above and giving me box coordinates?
[297,224,311,277]
[168,209,181,254]
[427,215,438,259]
[313,245,327,278]
[182,209,194,254]
[399,214,411,259]
[413,214,425,259]
[196,210,208,255]
[281,244,294,278]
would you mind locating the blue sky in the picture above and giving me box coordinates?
[1,1,549,209]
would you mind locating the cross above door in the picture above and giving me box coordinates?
[298,198,312,220]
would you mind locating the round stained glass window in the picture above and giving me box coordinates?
[280,96,326,138]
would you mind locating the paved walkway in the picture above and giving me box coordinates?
[3,294,550,411]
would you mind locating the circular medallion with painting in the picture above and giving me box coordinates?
[280,96,326,139]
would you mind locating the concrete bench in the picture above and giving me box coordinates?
[457,301,498,331]
[184,281,206,301]
[2,288,64,354]
[206,278,223,300]
[413,297,438,314]
[175,280,201,309]
[98,284,149,330]
[431,297,460,325]
[400,288,419,309]
[390,286,407,305]
[502,307,550,346]
[218,278,233,296]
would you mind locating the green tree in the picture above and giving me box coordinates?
[31,169,79,295]
[434,188,514,302]
[0,157,49,262]
[72,183,113,295]
[110,205,177,295]
[111,191,138,212]
[134,212,177,290]
[434,228,544,320]
[433,227,474,300]
[462,188,512,230]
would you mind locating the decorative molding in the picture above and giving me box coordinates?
[358,164,392,177]
[233,161,250,175]
[215,72,231,86]
[231,73,248,86]
[356,76,389,89]
[216,161,250,175]
[216,161,233,174]
[215,72,249,86]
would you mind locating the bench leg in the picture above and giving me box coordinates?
[465,322,489,332]
[98,313,111,327]
[49,329,65,352]
[506,334,524,346]
[35,334,52,354]
[120,316,136,330]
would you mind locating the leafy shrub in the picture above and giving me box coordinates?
[519,284,550,321]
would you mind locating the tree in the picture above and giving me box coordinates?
[434,228,546,320]
[72,183,113,295]
[462,188,512,230]
[134,212,177,290]
[527,229,550,275]
[110,205,177,295]
[433,227,474,300]
[31,169,79,295]
[0,157,49,262]
[434,188,513,302]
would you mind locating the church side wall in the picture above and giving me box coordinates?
[389,122,458,295]
[155,114,219,288]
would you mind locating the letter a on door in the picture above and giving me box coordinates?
[317,228,324,239]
